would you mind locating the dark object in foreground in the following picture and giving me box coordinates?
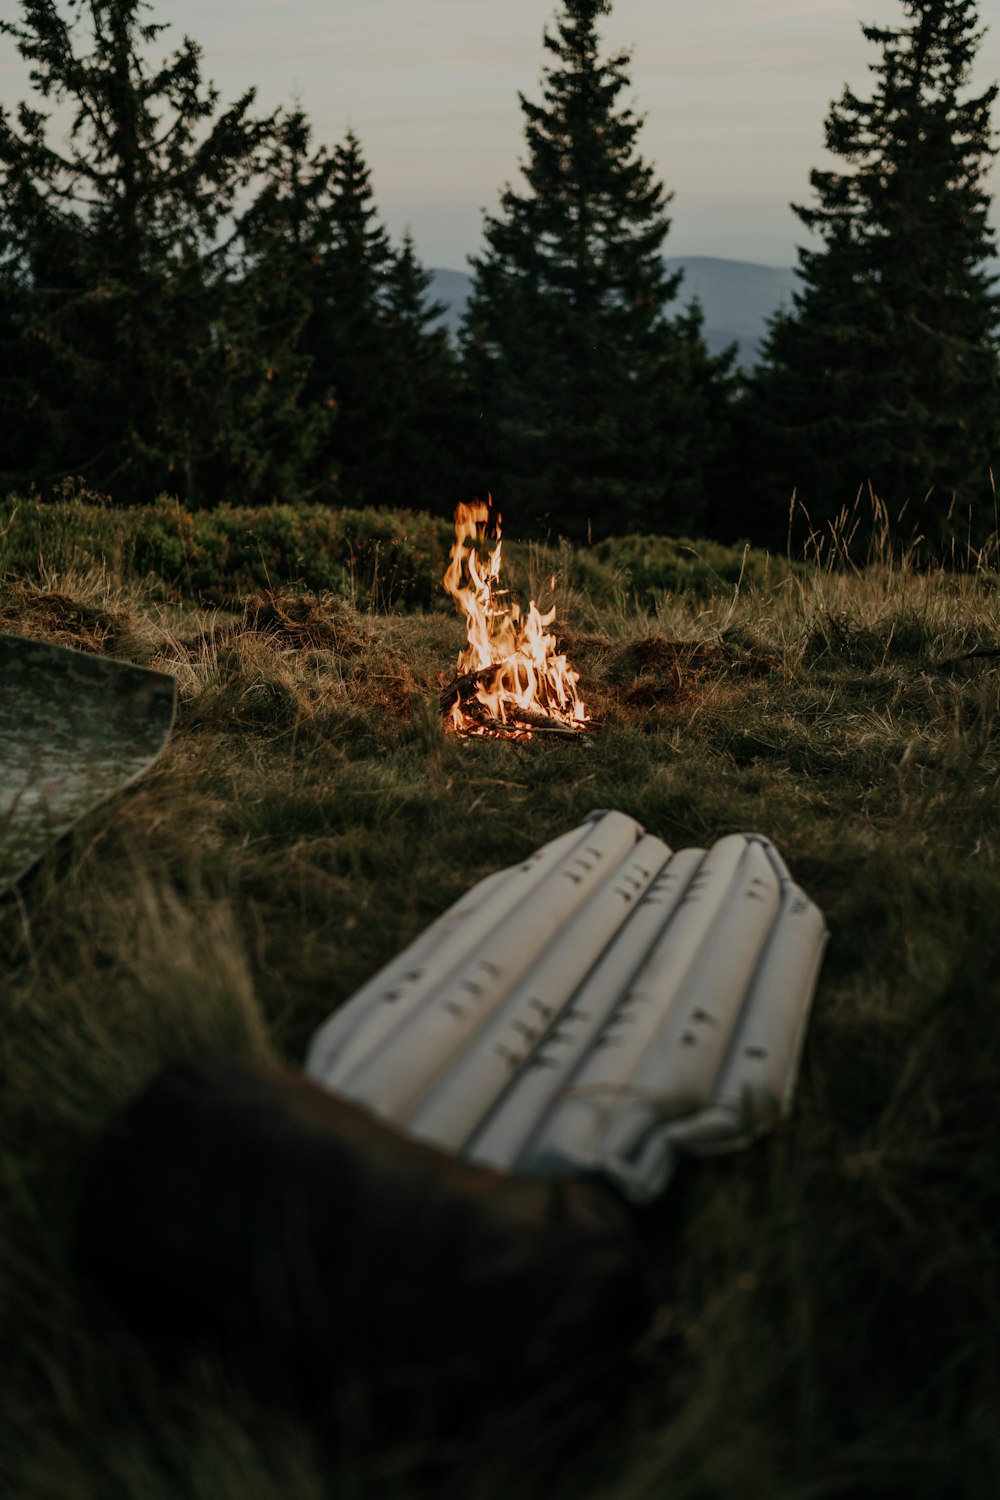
[75,1059,651,1389]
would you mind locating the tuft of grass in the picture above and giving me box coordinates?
[1,499,1000,1497]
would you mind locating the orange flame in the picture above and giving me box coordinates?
[443,500,587,739]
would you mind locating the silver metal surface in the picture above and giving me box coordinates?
[0,634,176,893]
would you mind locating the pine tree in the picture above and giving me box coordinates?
[461,0,732,540]
[0,0,287,502]
[746,0,1000,542]
[228,108,337,504]
[302,130,396,505]
[235,121,462,510]
[0,165,43,485]
[282,130,466,511]
[379,230,466,512]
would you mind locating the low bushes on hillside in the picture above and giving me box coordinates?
[0,491,801,616]
[0,492,454,609]
[590,532,798,604]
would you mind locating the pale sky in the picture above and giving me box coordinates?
[2,0,999,269]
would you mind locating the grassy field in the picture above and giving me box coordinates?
[1,497,999,1497]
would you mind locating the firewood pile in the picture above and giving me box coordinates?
[439,667,596,739]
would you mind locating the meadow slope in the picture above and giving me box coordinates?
[1,499,999,1498]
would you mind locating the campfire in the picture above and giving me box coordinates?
[440,501,589,740]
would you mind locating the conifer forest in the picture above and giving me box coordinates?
[1,0,998,545]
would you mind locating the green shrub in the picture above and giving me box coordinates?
[0,494,454,609]
[592,533,798,604]
[0,493,799,613]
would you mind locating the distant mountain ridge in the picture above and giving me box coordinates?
[428,256,799,369]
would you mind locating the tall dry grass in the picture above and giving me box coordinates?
[1,498,999,1497]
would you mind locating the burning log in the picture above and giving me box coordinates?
[464,708,589,742]
[496,705,587,734]
[442,672,595,740]
[438,665,501,716]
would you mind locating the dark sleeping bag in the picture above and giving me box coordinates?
[75,1058,652,1389]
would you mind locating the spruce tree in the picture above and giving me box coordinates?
[0,0,294,503]
[235,121,462,510]
[287,130,464,510]
[303,130,396,505]
[746,0,1000,541]
[379,230,466,512]
[462,0,732,540]
[229,108,337,504]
